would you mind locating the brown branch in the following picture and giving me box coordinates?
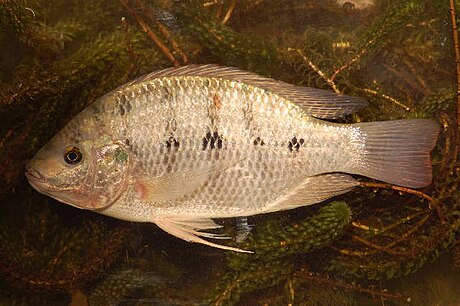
[287,48,341,94]
[359,181,444,222]
[449,0,460,142]
[332,213,431,257]
[134,0,188,64]
[349,214,430,256]
[330,48,365,81]
[154,19,188,64]
[401,59,430,95]
[359,88,410,111]
[351,210,424,234]
[294,269,410,302]
[215,0,224,19]
[0,129,14,152]
[222,0,237,25]
[381,62,426,96]
[329,245,378,256]
[120,0,179,66]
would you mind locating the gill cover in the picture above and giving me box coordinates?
[81,141,131,210]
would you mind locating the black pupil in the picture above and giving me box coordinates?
[67,151,78,161]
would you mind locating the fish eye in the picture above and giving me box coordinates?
[64,146,83,165]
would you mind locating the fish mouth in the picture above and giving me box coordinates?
[25,166,51,195]
[25,167,84,208]
[25,167,44,182]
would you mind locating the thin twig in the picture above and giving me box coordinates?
[215,0,224,19]
[449,0,460,140]
[120,0,180,66]
[294,269,410,302]
[154,20,188,64]
[359,181,444,223]
[135,0,188,64]
[359,88,410,111]
[332,213,430,257]
[381,62,427,95]
[287,48,341,94]
[329,245,378,256]
[401,59,430,95]
[0,129,14,152]
[351,210,424,234]
[222,0,237,24]
[121,16,143,80]
[349,214,430,256]
[330,48,365,81]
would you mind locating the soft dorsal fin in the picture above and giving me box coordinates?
[120,64,368,119]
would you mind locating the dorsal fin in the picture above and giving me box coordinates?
[118,64,368,119]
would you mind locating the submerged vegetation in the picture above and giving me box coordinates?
[0,0,459,304]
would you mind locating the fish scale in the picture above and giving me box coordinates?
[25,65,439,252]
[93,76,357,219]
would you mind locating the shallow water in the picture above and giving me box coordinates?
[0,0,459,305]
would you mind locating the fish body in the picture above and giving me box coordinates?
[25,65,439,252]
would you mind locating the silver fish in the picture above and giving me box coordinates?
[25,65,439,252]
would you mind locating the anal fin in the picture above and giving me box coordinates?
[154,217,252,253]
[263,173,358,213]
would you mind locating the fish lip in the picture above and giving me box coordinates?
[25,166,44,182]
[24,167,89,210]
[24,168,78,206]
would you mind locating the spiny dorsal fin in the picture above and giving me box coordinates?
[116,64,368,119]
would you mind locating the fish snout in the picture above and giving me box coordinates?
[25,163,44,182]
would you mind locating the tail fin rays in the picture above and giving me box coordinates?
[353,119,439,188]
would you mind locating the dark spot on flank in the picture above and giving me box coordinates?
[203,131,223,150]
[166,136,180,149]
[253,137,265,146]
[288,137,304,152]
[125,139,130,146]
[203,132,211,150]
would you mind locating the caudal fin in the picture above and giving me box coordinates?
[352,119,439,188]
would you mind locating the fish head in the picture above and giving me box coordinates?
[25,129,131,210]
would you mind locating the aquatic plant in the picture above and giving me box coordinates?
[0,186,134,304]
[0,0,459,304]
[210,201,352,305]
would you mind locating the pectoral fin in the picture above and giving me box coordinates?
[154,217,252,253]
[263,173,358,213]
[134,163,230,202]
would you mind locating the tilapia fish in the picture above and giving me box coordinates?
[25,65,439,252]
